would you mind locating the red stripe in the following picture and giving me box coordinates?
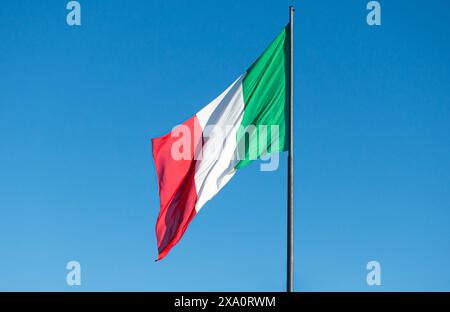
[151,115,202,260]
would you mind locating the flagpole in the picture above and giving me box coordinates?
[287,5,295,293]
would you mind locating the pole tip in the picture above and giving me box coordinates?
[289,5,295,11]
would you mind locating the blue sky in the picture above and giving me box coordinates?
[1,0,449,291]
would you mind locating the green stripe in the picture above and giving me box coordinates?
[235,25,290,169]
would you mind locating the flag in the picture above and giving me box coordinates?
[152,25,290,260]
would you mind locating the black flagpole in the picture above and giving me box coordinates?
[287,5,295,293]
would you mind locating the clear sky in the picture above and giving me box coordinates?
[1,0,449,291]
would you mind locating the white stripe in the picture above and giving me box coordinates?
[194,75,246,212]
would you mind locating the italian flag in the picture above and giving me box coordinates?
[152,26,290,260]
